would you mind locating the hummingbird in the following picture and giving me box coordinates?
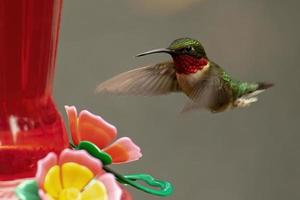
[96,38,273,113]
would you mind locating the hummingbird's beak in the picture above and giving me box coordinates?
[136,48,173,57]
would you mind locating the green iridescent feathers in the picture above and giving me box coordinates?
[221,69,273,99]
[168,37,207,58]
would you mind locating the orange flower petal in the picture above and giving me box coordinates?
[78,110,117,149]
[65,105,79,145]
[103,137,142,164]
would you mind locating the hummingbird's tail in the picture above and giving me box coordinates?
[256,82,274,90]
[233,81,274,108]
[236,81,274,98]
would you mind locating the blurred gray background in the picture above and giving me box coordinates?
[54,0,300,199]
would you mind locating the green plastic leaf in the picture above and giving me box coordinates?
[103,166,173,197]
[123,173,173,197]
[78,141,112,165]
[15,180,40,200]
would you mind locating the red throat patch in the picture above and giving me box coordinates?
[173,55,208,74]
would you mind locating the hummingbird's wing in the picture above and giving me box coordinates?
[181,63,232,113]
[96,61,180,95]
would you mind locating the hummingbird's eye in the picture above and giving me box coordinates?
[183,46,194,54]
[186,46,192,51]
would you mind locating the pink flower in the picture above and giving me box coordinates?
[65,106,142,164]
[36,149,122,200]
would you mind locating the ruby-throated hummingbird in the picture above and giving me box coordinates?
[96,38,273,113]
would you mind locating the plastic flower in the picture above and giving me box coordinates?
[36,149,122,200]
[65,106,142,164]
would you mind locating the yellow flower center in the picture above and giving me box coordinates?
[43,162,108,200]
[59,188,81,200]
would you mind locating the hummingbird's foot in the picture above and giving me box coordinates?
[234,97,258,108]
